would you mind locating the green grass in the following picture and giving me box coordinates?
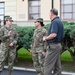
[61,50,73,62]
[17,48,75,72]
[18,48,32,61]
[18,48,73,62]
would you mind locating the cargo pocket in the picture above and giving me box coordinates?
[32,53,38,62]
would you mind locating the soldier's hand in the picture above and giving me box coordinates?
[42,51,46,56]
[9,43,13,46]
[30,50,32,54]
[43,36,47,41]
[8,31,12,36]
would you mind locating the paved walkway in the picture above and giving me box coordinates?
[1,66,74,75]
[2,69,36,75]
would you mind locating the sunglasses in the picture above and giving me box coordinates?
[34,21,37,23]
[34,21,40,23]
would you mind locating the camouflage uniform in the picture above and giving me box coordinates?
[0,23,18,72]
[31,27,47,75]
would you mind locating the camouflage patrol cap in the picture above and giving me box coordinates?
[5,16,13,22]
[35,18,44,26]
[35,18,43,22]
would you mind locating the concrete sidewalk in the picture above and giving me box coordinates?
[3,66,75,75]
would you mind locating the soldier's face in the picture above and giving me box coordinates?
[34,21,40,27]
[6,20,12,26]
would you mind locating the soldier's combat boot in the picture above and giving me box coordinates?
[8,70,12,75]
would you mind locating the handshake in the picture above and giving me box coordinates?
[8,31,12,36]
[8,31,14,47]
[43,36,48,41]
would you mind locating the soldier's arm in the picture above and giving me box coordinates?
[43,30,48,52]
[0,28,9,41]
[12,30,18,45]
[30,36,34,51]
[30,38,34,54]
[30,31,35,52]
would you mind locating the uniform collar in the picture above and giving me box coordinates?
[36,27,43,32]
[5,25,12,30]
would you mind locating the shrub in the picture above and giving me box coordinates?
[15,26,35,49]
[15,21,75,60]
[15,21,75,50]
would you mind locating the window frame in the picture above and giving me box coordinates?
[28,0,40,20]
[60,0,75,21]
[0,2,5,21]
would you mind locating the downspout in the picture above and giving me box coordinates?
[52,0,54,9]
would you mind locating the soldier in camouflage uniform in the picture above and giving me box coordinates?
[0,16,18,75]
[30,18,47,75]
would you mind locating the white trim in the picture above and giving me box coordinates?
[4,66,36,71]
[4,66,75,75]
[62,72,75,75]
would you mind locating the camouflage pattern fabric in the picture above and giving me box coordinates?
[31,27,47,75]
[0,43,7,71]
[31,28,47,52]
[32,52,44,75]
[0,25,18,71]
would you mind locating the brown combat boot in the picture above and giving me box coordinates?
[8,70,12,75]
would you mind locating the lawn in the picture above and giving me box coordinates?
[18,48,32,61]
[18,48,73,62]
[16,48,75,72]
[61,50,73,62]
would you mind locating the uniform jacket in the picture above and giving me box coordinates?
[0,25,18,47]
[31,27,47,53]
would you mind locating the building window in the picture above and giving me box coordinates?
[28,0,40,20]
[0,2,4,21]
[61,0,75,20]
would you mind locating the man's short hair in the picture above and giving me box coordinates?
[50,8,58,16]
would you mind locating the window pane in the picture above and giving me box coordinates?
[29,1,40,6]
[29,7,39,13]
[73,13,75,19]
[61,0,75,20]
[61,14,64,19]
[62,0,73,4]
[0,16,4,20]
[0,3,4,8]
[61,6,63,12]
[38,1,40,6]
[64,5,72,12]
[63,13,72,18]
[73,5,75,12]
[29,14,40,19]
[28,0,40,20]
[0,9,4,14]
[62,0,75,4]
[73,0,75,3]
[0,2,4,21]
